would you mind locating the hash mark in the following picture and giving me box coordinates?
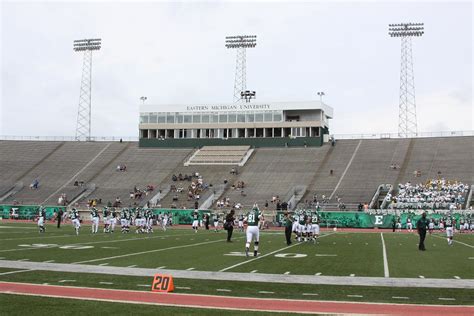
[315,272,322,276]
[176,286,191,290]
[137,284,149,287]
[349,274,355,277]
[216,289,232,292]
[392,296,409,299]
[419,275,425,279]
[347,295,363,298]
[302,293,319,296]
[454,276,461,279]
[99,263,109,266]
[186,267,195,271]
[438,298,456,301]
[258,291,274,294]
[156,266,166,269]
[250,270,258,273]
[58,280,76,283]
[284,271,290,275]
[126,265,137,268]
[99,282,114,285]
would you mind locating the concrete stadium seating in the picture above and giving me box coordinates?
[1,137,472,209]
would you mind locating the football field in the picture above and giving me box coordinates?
[0,221,473,314]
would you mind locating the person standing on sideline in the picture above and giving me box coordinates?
[417,212,429,251]
[225,210,235,242]
[57,208,63,228]
[284,212,293,245]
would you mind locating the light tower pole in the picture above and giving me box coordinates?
[73,38,101,141]
[225,35,257,103]
[317,91,325,104]
[389,23,424,138]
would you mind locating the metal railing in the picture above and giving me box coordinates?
[0,135,139,142]
[332,130,473,140]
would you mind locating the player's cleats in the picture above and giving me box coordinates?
[245,247,249,257]
[254,250,258,257]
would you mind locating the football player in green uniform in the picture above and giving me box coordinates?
[244,205,262,257]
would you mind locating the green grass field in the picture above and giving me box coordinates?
[0,221,473,309]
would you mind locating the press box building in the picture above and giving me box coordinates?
[139,100,333,147]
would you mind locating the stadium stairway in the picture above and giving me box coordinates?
[0,141,65,193]
[85,146,193,208]
[4,142,108,205]
[42,142,132,205]
[223,146,329,209]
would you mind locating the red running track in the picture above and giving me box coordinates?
[0,282,473,315]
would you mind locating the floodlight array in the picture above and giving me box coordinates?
[74,39,102,51]
[225,35,257,48]
[389,23,424,37]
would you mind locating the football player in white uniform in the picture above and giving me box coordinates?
[445,216,454,246]
[70,208,81,235]
[37,207,46,233]
[406,217,413,233]
[192,211,199,233]
[311,211,320,243]
[90,207,100,234]
[213,212,219,232]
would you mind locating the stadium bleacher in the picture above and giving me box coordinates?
[0,137,472,210]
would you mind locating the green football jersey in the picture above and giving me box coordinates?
[246,209,260,226]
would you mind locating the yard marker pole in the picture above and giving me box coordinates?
[381,233,390,278]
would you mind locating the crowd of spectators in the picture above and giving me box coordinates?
[386,179,468,210]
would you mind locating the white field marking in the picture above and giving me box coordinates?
[347,295,363,298]
[469,257,474,260]
[156,266,166,269]
[329,139,362,200]
[454,276,461,279]
[419,275,425,279]
[302,293,319,296]
[258,291,274,294]
[438,298,456,301]
[176,286,191,290]
[101,247,119,249]
[0,269,32,276]
[431,234,474,248]
[380,233,390,278]
[250,270,258,273]
[42,260,55,263]
[0,232,197,254]
[349,274,355,277]
[392,296,409,299]
[41,142,112,204]
[136,284,150,287]
[0,257,4,259]
[73,237,232,264]
[219,232,335,273]
[42,283,49,285]
[126,265,137,268]
[58,280,76,283]
[186,268,195,271]
[348,242,352,245]
[216,289,232,292]
[17,259,30,261]
[315,254,337,257]
[98,263,109,266]
[284,271,290,275]
[315,272,322,276]
[99,282,114,285]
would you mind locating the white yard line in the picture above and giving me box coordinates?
[74,238,230,264]
[431,234,474,248]
[219,232,335,273]
[0,269,32,276]
[329,140,362,200]
[380,233,390,278]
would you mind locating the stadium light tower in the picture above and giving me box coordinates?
[389,23,424,138]
[225,35,257,103]
[73,38,101,141]
[140,96,148,104]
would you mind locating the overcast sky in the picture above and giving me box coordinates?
[1,0,472,138]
